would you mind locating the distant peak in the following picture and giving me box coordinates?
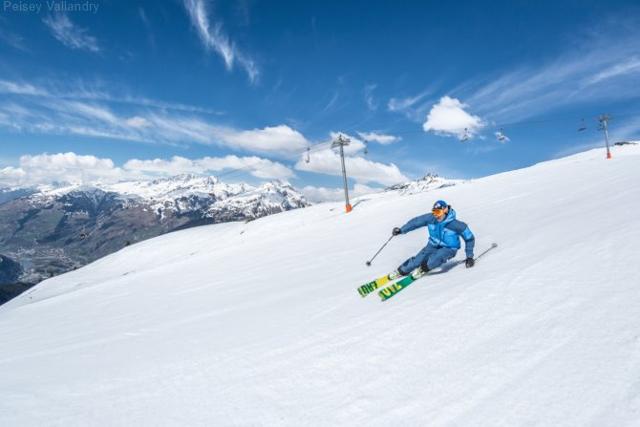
[149,174,219,185]
[385,173,460,195]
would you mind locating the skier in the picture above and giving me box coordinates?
[390,200,475,279]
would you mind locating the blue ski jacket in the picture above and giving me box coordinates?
[399,208,475,258]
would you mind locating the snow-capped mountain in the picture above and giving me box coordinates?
[104,174,307,220]
[385,173,460,195]
[0,175,309,296]
[1,145,639,425]
[28,174,306,219]
[105,174,250,217]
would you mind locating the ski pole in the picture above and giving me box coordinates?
[365,235,394,267]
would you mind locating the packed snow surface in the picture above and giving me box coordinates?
[1,146,640,426]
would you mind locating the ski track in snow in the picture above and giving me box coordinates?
[1,146,640,426]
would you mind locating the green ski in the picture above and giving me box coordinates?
[378,243,498,302]
[378,272,421,301]
[357,271,401,297]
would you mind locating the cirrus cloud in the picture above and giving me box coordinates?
[0,80,310,158]
[42,13,100,52]
[462,27,640,123]
[183,0,258,83]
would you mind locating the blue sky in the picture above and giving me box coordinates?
[1,0,639,199]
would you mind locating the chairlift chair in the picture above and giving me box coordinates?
[461,128,470,142]
[578,119,587,132]
[79,223,89,240]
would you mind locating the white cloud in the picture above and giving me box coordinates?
[124,155,294,180]
[201,156,293,180]
[42,14,99,52]
[214,125,309,156]
[301,183,379,203]
[0,152,125,187]
[357,131,401,145]
[423,96,485,140]
[0,166,26,182]
[0,152,294,187]
[183,0,259,83]
[295,143,408,186]
[123,157,196,176]
[22,152,115,171]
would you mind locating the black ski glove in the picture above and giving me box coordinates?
[465,257,475,268]
[392,227,402,236]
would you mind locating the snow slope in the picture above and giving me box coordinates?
[1,145,640,426]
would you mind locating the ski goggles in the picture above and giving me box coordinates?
[432,207,446,216]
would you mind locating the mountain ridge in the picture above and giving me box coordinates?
[0,175,310,295]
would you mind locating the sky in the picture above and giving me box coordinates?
[0,0,639,200]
